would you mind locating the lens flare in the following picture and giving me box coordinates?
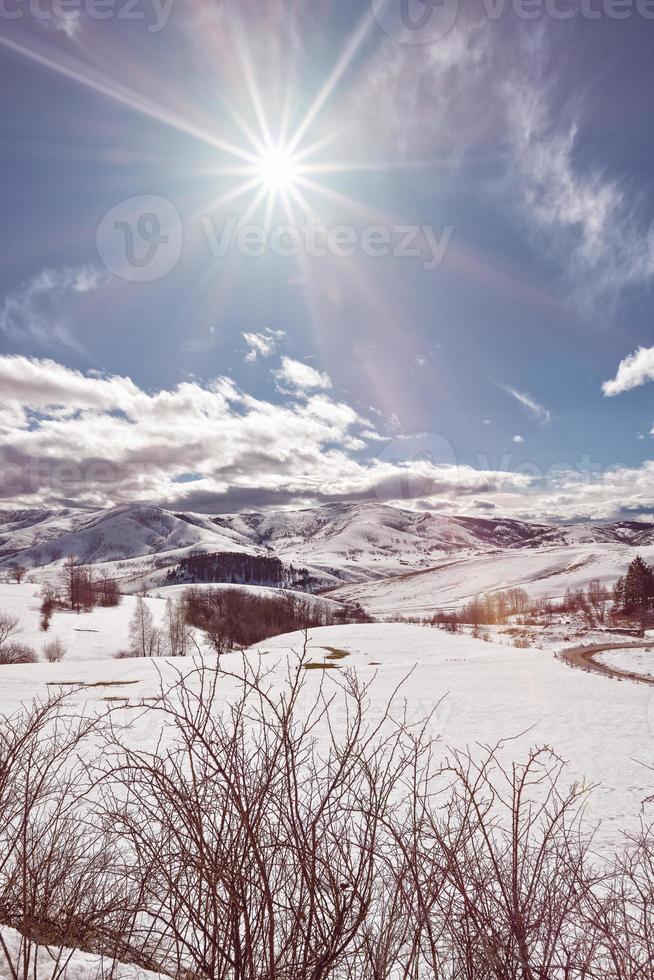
[256,146,299,193]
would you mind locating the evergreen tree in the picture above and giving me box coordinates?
[622,556,654,612]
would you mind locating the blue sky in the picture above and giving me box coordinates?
[1,0,654,520]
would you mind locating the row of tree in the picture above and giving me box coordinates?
[432,568,648,628]
[126,596,191,659]
[39,557,121,630]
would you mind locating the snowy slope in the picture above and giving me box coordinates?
[0,583,170,662]
[214,504,556,577]
[2,623,652,849]
[0,582,343,663]
[0,505,261,568]
[327,542,654,617]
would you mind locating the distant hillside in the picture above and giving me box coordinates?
[2,501,654,597]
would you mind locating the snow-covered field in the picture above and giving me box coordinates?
[0,582,341,665]
[596,646,654,679]
[0,583,169,662]
[2,620,653,851]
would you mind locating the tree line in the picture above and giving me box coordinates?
[432,560,654,630]
[165,551,317,590]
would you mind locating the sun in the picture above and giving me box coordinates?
[255,145,300,193]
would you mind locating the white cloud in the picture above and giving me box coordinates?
[0,355,531,512]
[602,346,654,397]
[512,435,525,444]
[497,41,653,305]
[274,357,332,392]
[352,21,653,305]
[6,356,654,522]
[0,265,108,350]
[500,385,551,424]
[243,328,286,362]
[34,8,82,39]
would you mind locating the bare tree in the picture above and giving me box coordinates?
[129,596,159,657]
[8,566,26,585]
[96,570,121,607]
[163,597,189,657]
[587,579,610,624]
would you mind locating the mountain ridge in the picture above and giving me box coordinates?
[2,503,654,596]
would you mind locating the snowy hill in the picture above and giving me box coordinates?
[1,501,653,601]
[327,541,654,617]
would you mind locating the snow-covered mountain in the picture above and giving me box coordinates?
[1,501,653,599]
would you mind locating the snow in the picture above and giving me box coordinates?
[246,624,654,848]
[0,583,169,662]
[150,581,343,612]
[0,582,342,667]
[1,622,652,850]
[6,502,654,599]
[596,646,654,678]
[0,926,168,980]
[327,542,654,616]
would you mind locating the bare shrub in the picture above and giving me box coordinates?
[0,643,38,665]
[99,646,437,980]
[0,613,19,649]
[1,661,654,978]
[0,696,139,980]
[43,638,66,663]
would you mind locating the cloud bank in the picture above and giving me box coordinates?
[0,355,527,513]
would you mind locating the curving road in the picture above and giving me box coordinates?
[560,642,654,686]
